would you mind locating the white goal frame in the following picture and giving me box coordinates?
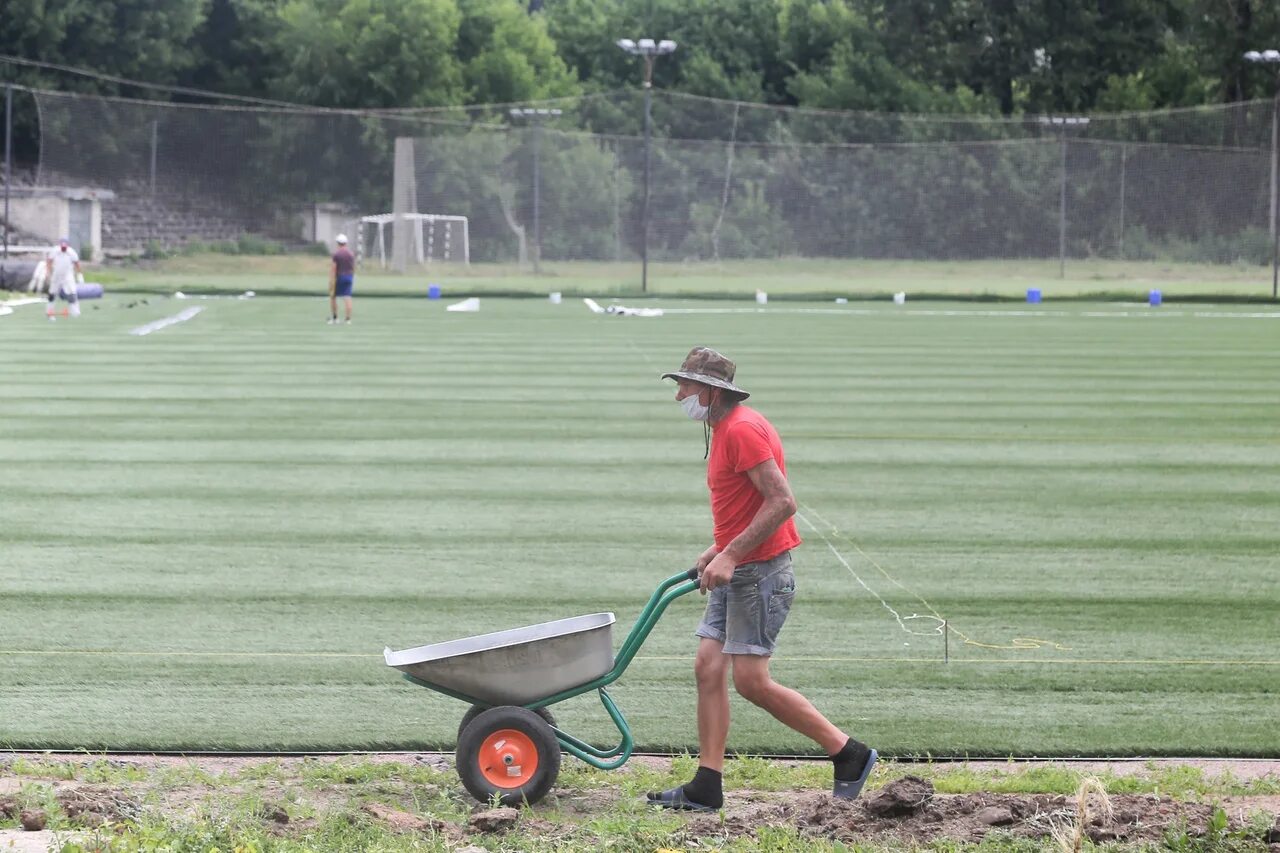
[358,213,471,268]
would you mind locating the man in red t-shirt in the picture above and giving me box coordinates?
[647,346,876,812]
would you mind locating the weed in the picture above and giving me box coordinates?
[1051,776,1111,853]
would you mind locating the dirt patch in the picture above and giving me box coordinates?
[680,777,1239,846]
[1,754,1276,849]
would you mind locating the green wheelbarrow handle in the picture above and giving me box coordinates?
[532,568,700,769]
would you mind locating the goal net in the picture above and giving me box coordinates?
[357,213,471,268]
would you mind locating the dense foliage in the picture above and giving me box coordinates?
[3,0,1279,114]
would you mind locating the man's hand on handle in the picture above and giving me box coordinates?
[694,544,720,572]
[699,551,736,594]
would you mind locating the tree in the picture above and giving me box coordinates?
[1178,0,1280,103]
[0,0,206,89]
[779,0,974,113]
[185,0,285,97]
[544,0,786,100]
[456,0,579,103]
[272,0,464,107]
[0,0,207,164]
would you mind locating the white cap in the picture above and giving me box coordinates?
[335,233,348,244]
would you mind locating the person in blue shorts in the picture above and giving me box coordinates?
[328,233,355,324]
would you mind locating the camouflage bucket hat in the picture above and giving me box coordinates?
[661,346,750,399]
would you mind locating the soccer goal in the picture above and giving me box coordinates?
[357,213,470,268]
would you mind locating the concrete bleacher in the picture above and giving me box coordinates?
[8,170,309,255]
[101,186,251,251]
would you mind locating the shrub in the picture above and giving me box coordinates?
[1122,225,1272,265]
[235,235,285,255]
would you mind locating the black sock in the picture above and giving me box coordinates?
[831,738,872,781]
[681,766,723,808]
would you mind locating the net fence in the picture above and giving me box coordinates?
[24,87,1278,284]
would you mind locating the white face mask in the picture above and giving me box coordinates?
[680,394,710,421]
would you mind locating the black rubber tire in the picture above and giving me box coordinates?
[456,705,562,807]
[457,704,557,743]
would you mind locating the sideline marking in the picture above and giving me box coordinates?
[655,306,1280,319]
[0,297,49,317]
[129,306,203,336]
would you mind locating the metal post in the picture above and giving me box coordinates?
[1271,89,1278,299]
[1058,128,1068,279]
[613,141,622,262]
[943,620,949,663]
[641,57,653,294]
[532,120,542,273]
[618,39,675,292]
[1118,144,1127,260]
[4,84,12,260]
[150,120,158,195]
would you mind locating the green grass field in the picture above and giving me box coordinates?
[1,290,1278,755]
[95,254,1280,300]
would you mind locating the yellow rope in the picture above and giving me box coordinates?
[845,536,1071,652]
[800,503,1072,651]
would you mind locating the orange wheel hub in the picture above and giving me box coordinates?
[478,728,539,788]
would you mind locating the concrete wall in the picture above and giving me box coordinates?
[10,195,63,244]
[301,203,357,248]
[7,188,110,255]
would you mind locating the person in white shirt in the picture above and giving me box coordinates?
[45,237,84,320]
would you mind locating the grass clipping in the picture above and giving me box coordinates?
[1053,776,1114,853]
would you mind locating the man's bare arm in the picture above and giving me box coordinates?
[719,458,796,563]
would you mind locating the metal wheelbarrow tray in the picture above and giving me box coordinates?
[385,569,699,806]
[383,612,617,707]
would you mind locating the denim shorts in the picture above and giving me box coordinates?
[334,275,354,297]
[695,551,796,656]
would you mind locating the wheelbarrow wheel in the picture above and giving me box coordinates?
[456,705,561,807]
[458,704,556,742]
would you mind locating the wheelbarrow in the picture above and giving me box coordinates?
[384,568,700,806]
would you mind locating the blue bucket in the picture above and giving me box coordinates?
[1149,289,1162,307]
[427,284,441,300]
[1026,288,1042,304]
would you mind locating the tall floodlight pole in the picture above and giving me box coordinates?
[1041,116,1091,279]
[509,107,563,273]
[1244,50,1280,299]
[617,37,677,293]
[4,84,12,260]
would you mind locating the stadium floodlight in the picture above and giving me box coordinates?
[617,38,678,59]
[508,108,565,272]
[1244,48,1280,298]
[616,36,678,293]
[509,107,563,119]
[1038,116,1091,127]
